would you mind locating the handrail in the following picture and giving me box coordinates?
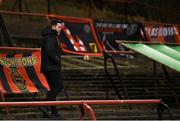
[105,50,135,54]
[116,40,180,45]
[0,46,40,51]
[0,10,179,27]
[0,99,161,107]
[0,10,48,17]
[0,99,172,120]
[143,21,180,27]
[79,102,97,121]
[0,10,91,21]
[0,47,135,55]
[103,51,130,108]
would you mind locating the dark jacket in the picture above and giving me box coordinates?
[41,27,61,73]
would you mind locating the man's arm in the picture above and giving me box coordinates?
[45,36,60,65]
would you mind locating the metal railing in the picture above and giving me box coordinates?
[0,99,173,120]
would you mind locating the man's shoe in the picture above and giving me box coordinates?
[39,107,63,120]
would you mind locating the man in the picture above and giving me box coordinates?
[40,19,64,119]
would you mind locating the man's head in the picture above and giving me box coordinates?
[51,19,62,35]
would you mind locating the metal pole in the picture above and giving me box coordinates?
[0,99,161,107]
[110,53,129,100]
[162,65,180,107]
[47,0,51,14]
[0,15,13,46]
[0,93,9,115]
[51,0,58,14]
[83,103,97,120]
[23,0,30,13]
[88,0,92,18]
[18,0,22,12]
[153,61,158,98]
[124,3,128,22]
[12,0,18,11]
[103,51,110,99]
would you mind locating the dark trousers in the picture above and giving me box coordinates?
[44,70,64,113]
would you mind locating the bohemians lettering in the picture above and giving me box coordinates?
[145,27,179,37]
[0,56,37,67]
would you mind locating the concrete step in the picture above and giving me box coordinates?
[2,106,180,120]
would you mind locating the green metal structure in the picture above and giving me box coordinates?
[122,43,180,72]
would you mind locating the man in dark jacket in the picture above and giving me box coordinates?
[41,20,63,119]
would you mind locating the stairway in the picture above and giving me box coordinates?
[1,55,180,120]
